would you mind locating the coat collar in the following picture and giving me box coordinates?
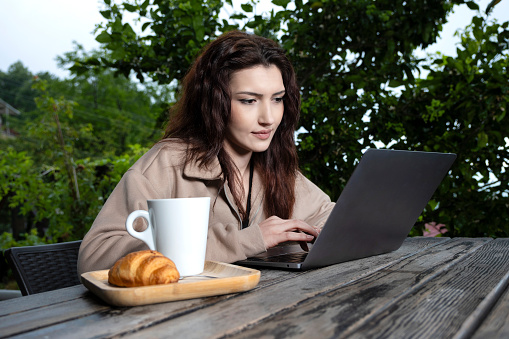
[183,156,223,180]
[183,155,265,225]
[183,156,264,199]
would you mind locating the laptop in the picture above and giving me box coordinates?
[236,148,457,270]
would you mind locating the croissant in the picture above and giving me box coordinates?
[108,250,180,287]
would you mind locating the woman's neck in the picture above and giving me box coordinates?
[223,140,253,180]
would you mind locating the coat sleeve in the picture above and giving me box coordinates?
[293,172,336,229]
[77,169,162,275]
[205,221,266,262]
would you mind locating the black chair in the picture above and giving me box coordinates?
[5,240,82,296]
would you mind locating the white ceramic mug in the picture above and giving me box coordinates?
[125,197,210,276]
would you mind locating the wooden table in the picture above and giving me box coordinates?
[2,237,509,338]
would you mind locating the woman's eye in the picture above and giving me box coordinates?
[274,97,284,103]
[240,99,256,104]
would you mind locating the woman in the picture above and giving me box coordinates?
[77,30,335,275]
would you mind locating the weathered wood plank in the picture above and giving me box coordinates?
[468,270,509,339]
[0,237,446,338]
[251,237,445,287]
[0,266,300,338]
[219,237,491,339]
[341,238,509,338]
[0,258,294,337]
[0,294,109,338]
[4,285,244,339]
[119,237,449,338]
[0,285,89,316]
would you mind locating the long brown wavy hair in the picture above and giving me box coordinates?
[162,30,300,220]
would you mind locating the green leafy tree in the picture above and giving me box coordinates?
[70,0,228,83]
[0,143,148,246]
[74,0,467,196]
[0,148,53,238]
[263,0,471,200]
[58,47,170,154]
[57,0,509,237]
[0,62,58,141]
[1,57,170,158]
[0,62,39,113]
[372,17,509,236]
[2,79,92,240]
[0,72,154,243]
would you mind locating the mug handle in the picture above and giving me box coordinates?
[125,210,155,250]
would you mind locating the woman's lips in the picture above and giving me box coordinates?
[252,130,272,140]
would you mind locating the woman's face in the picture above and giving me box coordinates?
[224,65,285,160]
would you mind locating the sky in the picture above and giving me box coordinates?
[0,0,508,79]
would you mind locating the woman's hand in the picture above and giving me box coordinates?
[258,216,320,250]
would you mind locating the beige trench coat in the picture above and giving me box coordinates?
[78,140,335,275]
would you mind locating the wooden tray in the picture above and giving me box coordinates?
[81,261,260,306]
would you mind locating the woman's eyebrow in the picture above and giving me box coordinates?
[235,91,262,97]
[235,90,286,97]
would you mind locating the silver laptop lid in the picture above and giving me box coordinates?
[301,148,456,270]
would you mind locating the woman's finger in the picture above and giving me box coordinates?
[281,219,319,237]
[259,216,318,248]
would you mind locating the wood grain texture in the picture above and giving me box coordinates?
[346,238,509,339]
[1,266,288,339]
[223,238,491,339]
[120,237,449,338]
[469,270,509,339]
[0,293,108,338]
[0,237,465,339]
[0,285,89,317]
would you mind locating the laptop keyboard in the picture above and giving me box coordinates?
[249,251,308,263]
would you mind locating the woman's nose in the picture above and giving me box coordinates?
[259,101,275,125]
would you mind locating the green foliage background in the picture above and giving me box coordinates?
[1,0,508,255]
[0,62,157,248]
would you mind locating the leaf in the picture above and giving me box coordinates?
[477,131,488,149]
[427,200,439,211]
[230,13,247,20]
[84,57,101,66]
[111,46,127,60]
[195,26,205,42]
[141,0,150,10]
[466,1,480,11]
[69,64,89,76]
[310,1,323,9]
[124,22,135,33]
[495,109,506,122]
[95,31,112,43]
[241,4,253,12]
[192,15,205,41]
[272,0,291,8]
[112,18,123,33]
[123,3,138,12]
[472,16,484,30]
[388,79,404,88]
[141,22,151,32]
[100,10,112,19]
[473,25,483,41]
[386,39,395,59]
